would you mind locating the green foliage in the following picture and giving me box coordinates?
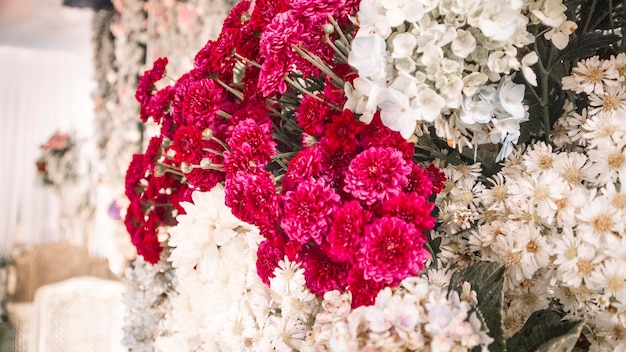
[506,309,585,352]
[450,262,506,352]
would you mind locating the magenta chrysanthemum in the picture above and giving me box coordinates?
[326,200,366,262]
[357,216,429,284]
[224,169,279,227]
[343,147,411,205]
[302,246,349,296]
[281,146,323,192]
[280,178,340,245]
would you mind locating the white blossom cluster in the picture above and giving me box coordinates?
[345,0,575,159]
[122,251,177,352]
[433,54,626,351]
[302,276,492,352]
[154,185,320,352]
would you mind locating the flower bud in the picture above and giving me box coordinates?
[200,158,212,169]
[161,137,172,149]
[323,23,334,35]
[202,128,213,140]
[181,161,193,174]
[154,163,166,177]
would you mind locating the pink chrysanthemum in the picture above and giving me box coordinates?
[227,118,276,160]
[302,246,349,296]
[326,200,366,262]
[280,178,340,244]
[379,192,436,232]
[256,240,285,286]
[357,216,429,284]
[224,169,279,227]
[281,146,323,192]
[343,147,411,205]
[324,110,364,151]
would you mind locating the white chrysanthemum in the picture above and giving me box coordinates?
[508,170,567,224]
[588,84,626,118]
[516,224,551,279]
[558,241,604,288]
[587,259,626,303]
[576,195,624,247]
[561,55,616,95]
[522,141,555,173]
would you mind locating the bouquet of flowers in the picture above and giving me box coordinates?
[123,0,626,350]
[36,132,79,187]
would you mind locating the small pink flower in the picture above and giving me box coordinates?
[357,216,429,284]
[343,147,411,205]
[280,179,340,244]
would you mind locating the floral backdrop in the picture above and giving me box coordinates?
[121,0,626,351]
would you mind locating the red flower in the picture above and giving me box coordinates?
[346,268,386,308]
[295,94,330,137]
[426,163,447,194]
[136,58,169,122]
[280,178,340,245]
[358,112,414,161]
[343,147,411,205]
[302,246,349,296]
[170,125,204,163]
[326,200,366,262]
[356,216,429,284]
[324,110,364,151]
[405,163,434,198]
[256,240,285,285]
[181,78,226,129]
[227,119,276,161]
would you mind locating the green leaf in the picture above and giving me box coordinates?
[555,33,620,64]
[450,262,506,352]
[506,309,585,352]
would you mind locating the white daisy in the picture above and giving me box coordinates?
[587,259,626,303]
[576,195,624,247]
[523,141,555,173]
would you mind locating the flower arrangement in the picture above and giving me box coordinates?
[36,132,78,187]
[122,0,626,350]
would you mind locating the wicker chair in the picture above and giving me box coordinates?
[6,243,119,352]
[30,276,125,352]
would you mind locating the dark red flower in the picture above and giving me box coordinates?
[295,94,330,137]
[346,268,386,308]
[302,246,349,296]
[136,57,168,123]
[358,112,414,161]
[426,163,447,194]
[324,109,364,151]
[170,125,204,163]
[256,239,285,285]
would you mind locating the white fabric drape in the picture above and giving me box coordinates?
[0,45,95,256]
